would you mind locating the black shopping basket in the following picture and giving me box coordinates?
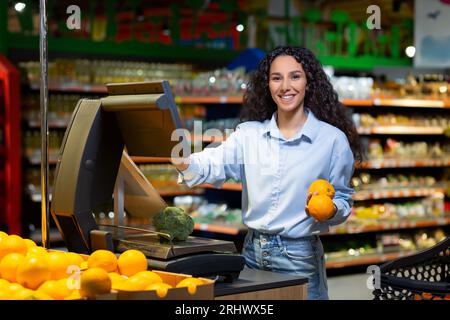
[373,236,450,300]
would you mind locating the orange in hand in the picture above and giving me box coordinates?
[307,194,335,221]
[308,179,335,198]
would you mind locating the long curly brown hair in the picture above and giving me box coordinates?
[241,46,363,162]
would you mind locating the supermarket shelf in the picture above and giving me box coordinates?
[194,222,246,235]
[326,217,450,235]
[325,250,417,269]
[341,99,373,107]
[357,126,445,135]
[352,187,445,201]
[175,96,243,104]
[357,158,450,169]
[373,98,446,108]
[131,156,171,164]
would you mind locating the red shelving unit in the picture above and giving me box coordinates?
[0,55,21,235]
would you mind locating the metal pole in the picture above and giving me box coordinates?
[39,0,50,249]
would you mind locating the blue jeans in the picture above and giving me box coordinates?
[242,229,329,300]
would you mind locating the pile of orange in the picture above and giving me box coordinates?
[307,179,336,221]
[0,231,208,300]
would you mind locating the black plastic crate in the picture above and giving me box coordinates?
[373,236,450,300]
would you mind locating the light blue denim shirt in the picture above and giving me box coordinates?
[178,109,355,238]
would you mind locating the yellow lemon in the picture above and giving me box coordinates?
[64,290,82,300]
[16,254,51,289]
[117,250,147,277]
[176,277,204,295]
[79,267,111,299]
[0,278,10,288]
[47,251,71,280]
[67,252,84,267]
[108,272,127,291]
[26,246,48,257]
[87,250,118,273]
[0,252,25,282]
[145,282,172,298]
[23,239,37,249]
[0,235,28,261]
[134,271,162,285]
[5,283,25,296]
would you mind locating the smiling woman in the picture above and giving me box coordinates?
[174,46,361,300]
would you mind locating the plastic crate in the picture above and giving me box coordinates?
[373,236,450,300]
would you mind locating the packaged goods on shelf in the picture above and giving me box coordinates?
[23,131,63,164]
[373,72,450,100]
[174,67,248,97]
[138,164,192,193]
[174,195,243,228]
[351,172,443,191]
[350,195,445,221]
[331,76,373,100]
[22,93,80,127]
[19,59,194,88]
[353,113,450,130]
[363,138,450,160]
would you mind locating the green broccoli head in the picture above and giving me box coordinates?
[152,206,194,241]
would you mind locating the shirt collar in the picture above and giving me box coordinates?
[263,108,320,142]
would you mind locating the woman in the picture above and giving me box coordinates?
[172,46,362,300]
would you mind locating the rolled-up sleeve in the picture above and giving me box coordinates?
[327,137,355,226]
[177,125,243,188]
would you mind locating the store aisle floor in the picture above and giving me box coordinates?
[327,273,374,300]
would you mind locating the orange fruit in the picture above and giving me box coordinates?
[0,253,25,282]
[176,277,204,295]
[87,250,118,273]
[307,194,335,221]
[48,251,72,280]
[134,271,162,285]
[23,239,37,249]
[118,275,153,291]
[117,250,147,277]
[27,246,48,257]
[0,279,10,288]
[38,279,73,300]
[308,179,335,198]
[146,282,172,298]
[67,252,84,267]
[12,288,53,300]
[79,267,111,299]
[108,272,127,291]
[80,261,88,270]
[0,235,28,261]
[5,283,25,296]
[64,290,82,300]
[16,254,51,289]
[0,231,8,241]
